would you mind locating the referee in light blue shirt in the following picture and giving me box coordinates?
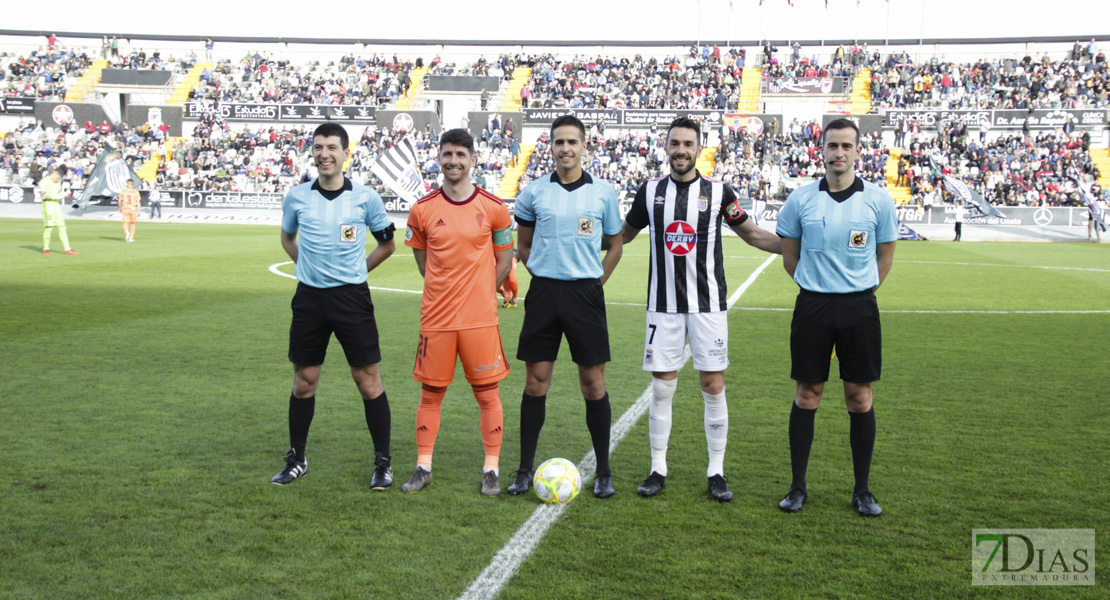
[775,118,897,518]
[271,123,397,491]
[506,114,624,499]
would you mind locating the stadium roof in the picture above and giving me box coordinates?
[5,0,1105,46]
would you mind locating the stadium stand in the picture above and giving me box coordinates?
[1,38,1107,209]
[867,51,1108,110]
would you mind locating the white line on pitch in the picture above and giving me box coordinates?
[731,307,1110,314]
[898,260,1110,273]
[456,255,779,600]
[268,261,422,295]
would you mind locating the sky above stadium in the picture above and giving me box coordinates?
[5,0,1103,44]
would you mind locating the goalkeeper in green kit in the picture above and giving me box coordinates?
[39,165,79,255]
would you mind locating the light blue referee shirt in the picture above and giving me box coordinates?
[282,178,394,288]
[777,177,897,294]
[514,172,622,280]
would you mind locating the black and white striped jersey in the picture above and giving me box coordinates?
[626,172,747,313]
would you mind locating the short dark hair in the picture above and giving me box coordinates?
[313,122,348,148]
[823,118,860,144]
[439,128,474,153]
[53,165,67,175]
[667,117,701,143]
[551,114,586,140]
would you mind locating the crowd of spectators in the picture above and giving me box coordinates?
[188,53,419,106]
[0,117,166,193]
[516,117,889,202]
[520,46,747,111]
[2,45,96,101]
[899,125,1100,207]
[2,41,1107,209]
[759,41,870,79]
[0,106,515,200]
[868,43,1108,110]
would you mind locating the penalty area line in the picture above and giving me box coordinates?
[456,254,779,600]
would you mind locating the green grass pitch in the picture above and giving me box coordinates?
[1,218,1107,599]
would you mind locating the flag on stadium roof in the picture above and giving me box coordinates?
[371,137,425,205]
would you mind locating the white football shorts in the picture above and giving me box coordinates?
[641,311,730,372]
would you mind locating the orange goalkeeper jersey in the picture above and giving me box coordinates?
[406,186,513,331]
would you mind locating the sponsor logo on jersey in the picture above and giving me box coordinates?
[849,229,869,248]
[654,195,666,205]
[578,216,595,236]
[664,221,697,255]
[435,218,447,227]
[644,349,653,363]
[340,224,357,242]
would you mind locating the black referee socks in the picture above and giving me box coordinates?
[788,402,817,491]
[585,393,612,476]
[849,407,876,493]
[518,393,547,472]
[289,394,316,461]
[363,391,391,456]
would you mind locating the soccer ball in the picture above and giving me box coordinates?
[533,458,581,504]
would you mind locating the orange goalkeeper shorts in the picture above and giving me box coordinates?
[413,325,510,386]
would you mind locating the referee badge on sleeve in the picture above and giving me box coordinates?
[849,230,869,248]
[340,224,358,243]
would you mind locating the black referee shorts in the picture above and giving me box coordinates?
[517,276,610,366]
[289,282,382,367]
[790,289,881,384]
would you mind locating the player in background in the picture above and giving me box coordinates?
[272,122,397,490]
[500,250,520,308]
[621,117,780,502]
[775,118,897,517]
[507,115,624,499]
[402,128,514,496]
[118,179,141,242]
[39,165,78,255]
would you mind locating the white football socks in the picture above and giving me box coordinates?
[648,377,677,477]
[703,388,728,478]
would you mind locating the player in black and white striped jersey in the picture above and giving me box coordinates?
[621,117,780,501]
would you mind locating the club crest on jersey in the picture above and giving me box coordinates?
[664,221,697,255]
[698,195,708,212]
[578,217,595,237]
[340,224,357,243]
[849,230,869,248]
[475,213,485,226]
